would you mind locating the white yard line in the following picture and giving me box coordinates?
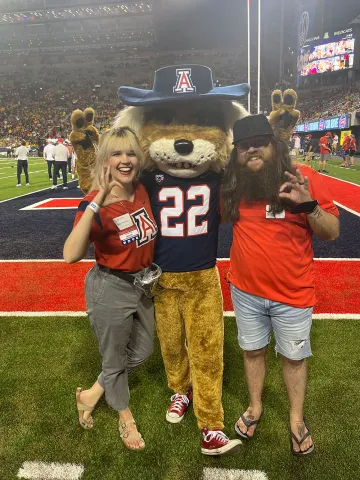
[0,162,44,172]
[1,258,359,263]
[1,311,360,319]
[17,461,84,480]
[334,201,360,217]
[0,259,94,262]
[0,169,48,180]
[0,180,78,203]
[203,468,268,480]
[224,312,360,319]
[320,173,360,188]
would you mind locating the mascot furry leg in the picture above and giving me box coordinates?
[155,268,224,429]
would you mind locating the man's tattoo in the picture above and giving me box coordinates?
[309,206,322,219]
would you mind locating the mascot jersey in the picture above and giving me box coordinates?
[141,169,222,272]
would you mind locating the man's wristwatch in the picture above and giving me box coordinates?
[290,200,318,214]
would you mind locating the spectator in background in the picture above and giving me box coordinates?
[15,140,30,187]
[43,138,55,181]
[340,133,351,167]
[294,135,301,159]
[348,134,357,167]
[318,132,332,173]
[64,140,73,174]
[52,138,69,190]
[332,133,338,154]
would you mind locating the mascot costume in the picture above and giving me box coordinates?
[71,64,299,455]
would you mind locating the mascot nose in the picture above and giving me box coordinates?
[174,139,194,155]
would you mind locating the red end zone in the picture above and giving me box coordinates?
[0,260,359,315]
[20,198,81,210]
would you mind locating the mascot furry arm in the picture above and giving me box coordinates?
[69,107,99,193]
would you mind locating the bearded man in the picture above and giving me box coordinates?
[221,114,340,456]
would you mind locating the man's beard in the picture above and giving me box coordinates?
[236,159,283,206]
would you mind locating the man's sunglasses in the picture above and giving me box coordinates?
[236,136,272,151]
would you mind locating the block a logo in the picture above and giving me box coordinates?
[173,69,196,94]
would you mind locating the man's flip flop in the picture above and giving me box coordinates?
[234,409,264,440]
[290,417,315,456]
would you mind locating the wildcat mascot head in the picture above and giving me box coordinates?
[112,65,250,177]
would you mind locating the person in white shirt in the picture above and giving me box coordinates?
[294,135,301,158]
[332,134,338,154]
[43,138,55,181]
[52,138,69,190]
[15,140,30,187]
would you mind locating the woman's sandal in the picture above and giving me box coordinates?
[234,408,264,440]
[119,420,145,451]
[75,387,94,430]
[290,417,315,456]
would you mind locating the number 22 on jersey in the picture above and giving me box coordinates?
[158,185,210,237]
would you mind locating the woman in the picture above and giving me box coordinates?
[64,127,158,451]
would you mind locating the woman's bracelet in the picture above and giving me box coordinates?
[87,201,101,213]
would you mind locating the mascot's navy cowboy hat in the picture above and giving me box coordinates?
[118,64,250,106]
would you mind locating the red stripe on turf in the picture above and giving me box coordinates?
[1,260,359,314]
[34,198,81,208]
[218,260,360,314]
[321,176,360,214]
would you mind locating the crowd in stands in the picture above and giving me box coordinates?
[298,82,360,123]
[1,51,359,149]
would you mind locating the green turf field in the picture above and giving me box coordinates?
[296,155,360,185]
[1,316,359,480]
[0,157,78,201]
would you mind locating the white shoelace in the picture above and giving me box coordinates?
[169,393,189,414]
[204,430,229,444]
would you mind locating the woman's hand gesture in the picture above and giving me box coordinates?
[95,166,123,207]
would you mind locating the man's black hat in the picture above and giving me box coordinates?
[233,114,274,144]
[118,64,250,106]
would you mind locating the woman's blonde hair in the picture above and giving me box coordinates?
[91,127,144,190]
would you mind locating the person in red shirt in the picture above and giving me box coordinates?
[221,114,339,456]
[349,134,357,166]
[340,133,352,167]
[64,127,158,451]
[318,132,332,173]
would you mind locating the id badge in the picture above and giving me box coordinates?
[265,205,285,219]
[113,213,139,245]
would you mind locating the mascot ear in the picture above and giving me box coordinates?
[83,107,95,127]
[269,89,300,142]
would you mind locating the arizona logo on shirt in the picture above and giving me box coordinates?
[132,208,157,247]
[173,68,196,94]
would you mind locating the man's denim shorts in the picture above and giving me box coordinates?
[230,285,313,361]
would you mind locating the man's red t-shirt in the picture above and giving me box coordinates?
[342,136,351,151]
[227,164,339,308]
[319,136,330,154]
[74,183,157,272]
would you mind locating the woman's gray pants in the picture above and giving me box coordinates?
[85,264,154,411]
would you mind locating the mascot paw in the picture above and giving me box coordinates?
[70,107,99,194]
[269,89,300,142]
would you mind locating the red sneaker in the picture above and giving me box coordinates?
[201,429,242,456]
[166,390,192,424]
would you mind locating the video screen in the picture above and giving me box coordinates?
[300,37,355,76]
